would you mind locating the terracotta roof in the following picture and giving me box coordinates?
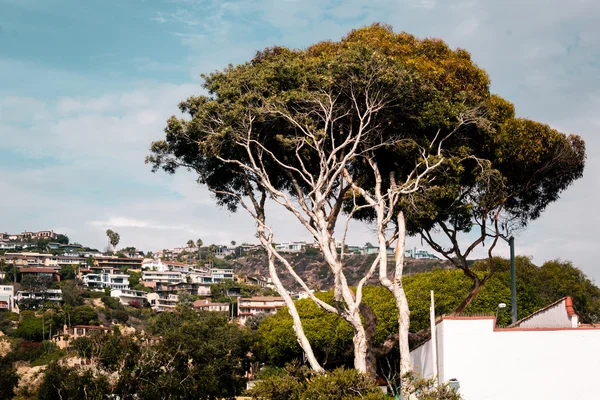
[165,261,188,266]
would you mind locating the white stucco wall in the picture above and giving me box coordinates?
[411,317,600,400]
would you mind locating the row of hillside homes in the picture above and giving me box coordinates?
[0,284,62,313]
[1,230,59,241]
[273,241,439,260]
[410,296,600,400]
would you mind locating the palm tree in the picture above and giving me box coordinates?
[187,240,195,249]
[196,238,203,262]
[230,240,236,247]
[106,229,114,252]
[110,232,120,251]
[105,230,120,253]
[207,244,217,268]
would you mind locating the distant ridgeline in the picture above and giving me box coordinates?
[231,252,454,291]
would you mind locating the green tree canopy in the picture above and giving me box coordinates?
[56,234,69,244]
[258,257,600,365]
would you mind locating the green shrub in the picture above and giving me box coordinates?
[37,362,109,400]
[248,363,385,400]
[0,355,19,400]
[403,373,462,400]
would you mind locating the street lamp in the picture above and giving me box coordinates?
[495,303,507,325]
[490,233,517,324]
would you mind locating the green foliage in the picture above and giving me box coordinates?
[101,295,122,310]
[0,312,17,335]
[37,362,110,400]
[15,312,47,341]
[56,234,69,244]
[128,270,142,287]
[106,229,120,249]
[257,292,353,367]
[123,307,252,399]
[30,343,66,367]
[248,363,385,400]
[71,305,98,326]
[0,355,19,400]
[403,373,461,400]
[59,264,76,280]
[259,257,600,364]
[60,280,84,307]
[210,280,268,303]
[20,275,53,292]
[304,247,319,256]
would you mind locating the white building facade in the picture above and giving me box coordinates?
[411,297,600,400]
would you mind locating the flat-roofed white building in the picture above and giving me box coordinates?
[82,268,129,290]
[142,270,185,284]
[110,289,148,306]
[16,289,62,302]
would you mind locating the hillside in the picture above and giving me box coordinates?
[231,251,455,290]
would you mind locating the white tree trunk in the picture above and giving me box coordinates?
[377,211,412,392]
[259,234,324,372]
[319,234,371,375]
[394,212,412,378]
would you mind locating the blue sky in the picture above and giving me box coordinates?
[1,0,600,280]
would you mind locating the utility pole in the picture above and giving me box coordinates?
[509,236,517,324]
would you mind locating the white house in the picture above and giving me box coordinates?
[410,296,600,400]
[0,285,16,312]
[16,289,62,303]
[142,270,185,284]
[142,258,191,273]
[274,242,307,253]
[193,299,230,313]
[110,289,148,306]
[82,269,130,290]
[404,247,440,260]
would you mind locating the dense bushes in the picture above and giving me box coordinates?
[248,364,386,400]
[37,362,109,400]
[0,355,19,400]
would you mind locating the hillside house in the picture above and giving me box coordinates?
[274,242,307,253]
[19,267,61,282]
[53,324,112,349]
[95,257,143,271]
[81,267,129,290]
[110,289,148,306]
[0,285,16,312]
[16,289,62,303]
[237,296,285,325]
[142,270,185,285]
[193,299,230,313]
[146,293,178,312]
